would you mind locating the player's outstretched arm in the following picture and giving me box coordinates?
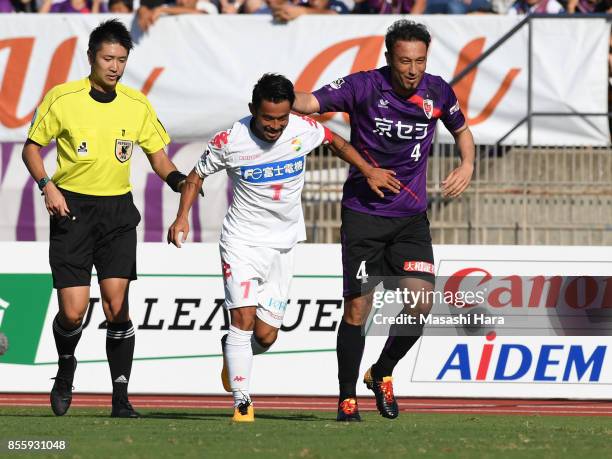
[327,132,402,198]
[442,124,475,198]
[167,169,203,248]
[293,92,320,115]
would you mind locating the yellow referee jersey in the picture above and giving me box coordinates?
[28,77,171,196]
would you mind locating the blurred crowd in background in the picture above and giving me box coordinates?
[0,0,610,27]
[1,0,610,139]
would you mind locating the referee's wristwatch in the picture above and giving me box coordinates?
[37,176,52,191]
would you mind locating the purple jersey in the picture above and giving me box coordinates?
[576,0,597,13]
[313,67,465,217]
[50,0,91,12]
[361,0,415,14]
[0,0,14,11]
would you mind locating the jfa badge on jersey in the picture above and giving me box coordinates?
[115,139,134,163]
[423,99,434,120]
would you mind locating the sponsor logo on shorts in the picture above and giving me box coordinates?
[115,139,134,163]
[233,376,246,382]
[268,311,284,321]
[222,262,232,279]
[266,298,288,312]
[404,261,435,274]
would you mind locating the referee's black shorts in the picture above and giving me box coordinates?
[341,207,435,298]
[49,189,141,289]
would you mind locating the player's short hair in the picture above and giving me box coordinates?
[385,20,431,53]
[88,19,133,57]
[251,74,295,110]
[109,0,134,11]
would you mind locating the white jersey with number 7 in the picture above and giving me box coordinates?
[195,113,333,249]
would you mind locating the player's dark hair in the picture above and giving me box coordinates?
[385,20,431,53]
[251,73,295,110]
[109,0,134,11]
[88,19,133,57]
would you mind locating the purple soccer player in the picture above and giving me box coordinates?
[293,20,475,422]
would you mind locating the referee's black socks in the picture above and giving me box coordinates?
[52,314,82,362]
[337,319,365,402]
[106,320,135,399]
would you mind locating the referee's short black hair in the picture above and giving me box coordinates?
[385,20,431,53]
[88,19,133,57]
[251,74,295,110]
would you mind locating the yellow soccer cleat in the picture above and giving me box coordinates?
[220,336,231,392]
[232,400,254,422]
[221,361,231,392]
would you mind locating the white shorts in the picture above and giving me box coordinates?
[219,241,295,329]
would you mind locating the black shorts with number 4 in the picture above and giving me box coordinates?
[341,207,435,297]
[49,189,141,289]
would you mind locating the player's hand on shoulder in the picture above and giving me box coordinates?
[43,182,70,217]
[364,167,402,198]
[167,217,189,248]
[442,162,474,198]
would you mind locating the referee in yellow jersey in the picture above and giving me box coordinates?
[22,20,188,418]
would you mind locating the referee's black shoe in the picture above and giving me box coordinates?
[363,366,399,419]
[50,356,77,416]
[111,395,141,418]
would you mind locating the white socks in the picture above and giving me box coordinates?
[225,325,253,407]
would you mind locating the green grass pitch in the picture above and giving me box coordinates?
[1,407,611,458]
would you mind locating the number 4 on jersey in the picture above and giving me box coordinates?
[411,143,421,161]
[356,260,368,284]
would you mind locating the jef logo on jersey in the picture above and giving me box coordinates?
[115,139,134,163]
[423,99,434,119]
[291,138,302,152]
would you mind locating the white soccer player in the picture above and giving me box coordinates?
[168,74,401,422]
